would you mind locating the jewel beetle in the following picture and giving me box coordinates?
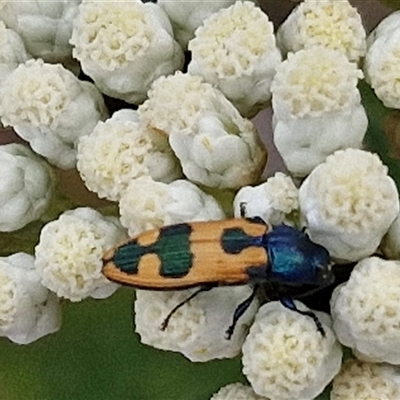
[102,215,334,338]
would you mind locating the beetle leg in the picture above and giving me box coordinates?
[279,295,326,336]
[225,285,258,340]
[160,286,213,331]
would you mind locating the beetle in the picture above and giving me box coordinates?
[102,214,334,338]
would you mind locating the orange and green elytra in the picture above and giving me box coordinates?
[102,219,269,289]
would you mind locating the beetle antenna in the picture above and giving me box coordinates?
[280,295,326,336]
[160,286,212,331]
[225,285,258,340]
[239,202,247,218]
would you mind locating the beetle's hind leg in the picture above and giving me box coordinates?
[160,286,213,331]
[280,296,326,336]
[225,285,258,340]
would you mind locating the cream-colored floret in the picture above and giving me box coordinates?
[242,301,342,400]
[271,47,363,120]
[188,1,281,117]
[1,59,77,128]
[139,72,267,189]
[277,0,366,62]
[299,149,399,261]
[365,28,400,109]
[119,177,225,236]
[0,59,107,169]
[77,109,182,202]
[234,172,299,226]
[70,0,183,104]
[331,359,400,400]
[210,383,265,400]
[139,72,229,136]
[35,207,126,302]
[72,1,154,71]
[0,253,61,345]
[0,144,54,232]
[0,0,80,65]
[331,257,400,364]
[271,47,366,177]
[135,286,259,362]
[190,2,274,78]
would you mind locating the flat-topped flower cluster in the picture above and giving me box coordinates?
[0,1,400,399]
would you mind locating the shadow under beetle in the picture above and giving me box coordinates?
[102,208,334,338]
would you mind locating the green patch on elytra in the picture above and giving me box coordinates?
[113,223,193,278]
[221,227,260,254]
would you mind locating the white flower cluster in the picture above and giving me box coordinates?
[119,177,225,236]
[242,302,342,400]
[0,252,61,345]
[299,148,399,262]
[277,0,366,62]
[331,257,400,364]
[0,143,54,232]
[331,358,400,400]
[271,47,367,177]
[35,207,126,302]
[233,172,299,226]
[139,72,267,189]
[188,1,281,117]
[70,0,184,104]
[2,4,400,400]
[135,286,259,362]
[364,11,400,109]
[0,59,108,169]
[77,109,182,202]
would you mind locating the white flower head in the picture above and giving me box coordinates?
[277,0,366,62]
[331,257,400,364]
[159,0,245,48]
[233,172,299,226]
[365,24,400,109]
[242,301,342,400]
[0,143,54,232]
[77,109,182,202]
[35,207,126,302]
[188,1,282,117]
[0,253,61,345]
[0,0,80,65]
[70,0,184,104]
[271,47,366,177]
[331,358,400,400]
[272,47,363,120]
[135,285,259,362]
[139,72,267,189]
[0,59,108,169]
[299,149,399,262]
[210,383,265,400]
[119,177,225,236]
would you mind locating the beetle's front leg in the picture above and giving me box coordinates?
[160,286,213,331]
[279,295,325,336]
[225,284,258,340]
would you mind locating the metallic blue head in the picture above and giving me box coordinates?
[263,225,333,287]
